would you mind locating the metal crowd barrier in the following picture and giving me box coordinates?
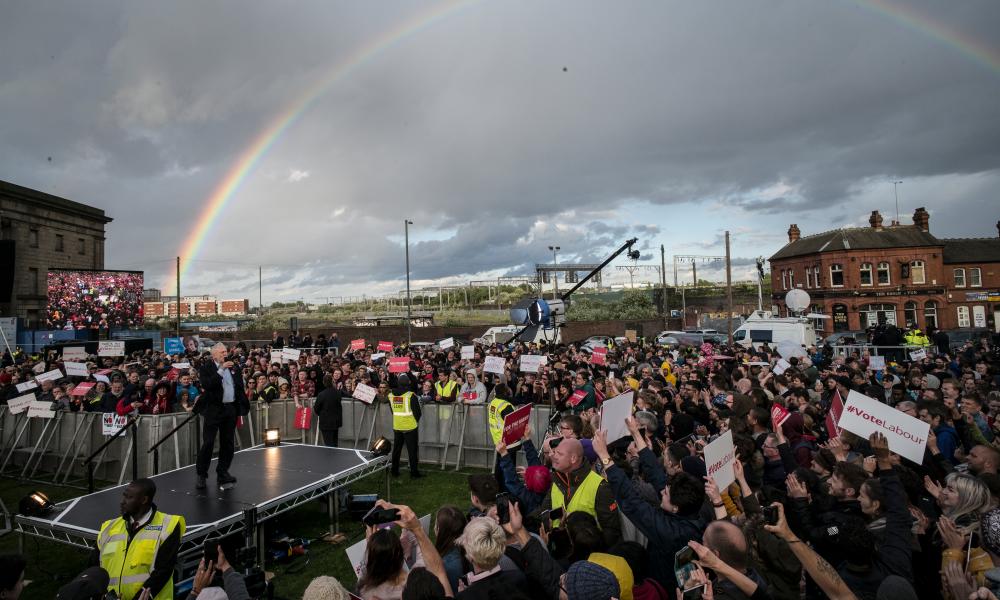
[0,399,555,487]
[830,344,937,359]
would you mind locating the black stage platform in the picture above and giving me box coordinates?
[15,443,389,560]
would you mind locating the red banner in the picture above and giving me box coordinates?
[388,357,410,373]
[294,406,312,430]
[377,341,394,352]
[71,382,96,396]
[771,403,790,429]
[502,404,532,446]
[591,347,608,365]
[350,339,366,351]
[826,390,844,439]
[567,389,588,407]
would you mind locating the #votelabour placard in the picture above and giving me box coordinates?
[837,389,930,463]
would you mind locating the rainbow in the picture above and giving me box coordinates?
[168,0,480,288]
[170,0,1000,288]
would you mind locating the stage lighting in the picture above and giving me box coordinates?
[369,436,391,457]
[19,491,53,517]
[264,428,281,447]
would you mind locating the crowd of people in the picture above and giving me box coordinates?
[44,270,145,330]
[2,325,1000,599]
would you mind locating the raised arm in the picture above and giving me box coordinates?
[764,503,857,600]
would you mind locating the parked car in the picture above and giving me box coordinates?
[943,328,992,350]
[581,335,615,351]
[820,331,868,347]
[655,330,710,347]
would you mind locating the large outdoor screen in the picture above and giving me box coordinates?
[46,270,144,329]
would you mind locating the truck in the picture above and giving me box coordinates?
[731,310,820,350]
[475,325,561,346]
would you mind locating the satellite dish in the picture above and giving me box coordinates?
[785,289,810,313]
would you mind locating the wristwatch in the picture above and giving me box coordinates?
[601,456,614,467]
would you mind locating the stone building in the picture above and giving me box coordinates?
[769,207,1000,334]
[0,180,113,328]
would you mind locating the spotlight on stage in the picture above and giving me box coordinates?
[19,491,53,517]
[264,428,281,447]
[369,436,391,457]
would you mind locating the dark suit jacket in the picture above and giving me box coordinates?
[313,387,343,430]
[196,359,250,417]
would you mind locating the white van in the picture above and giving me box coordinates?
[732,311,819,350]
[475,325,561,346]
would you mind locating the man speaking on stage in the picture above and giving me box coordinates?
[195,343,249,490]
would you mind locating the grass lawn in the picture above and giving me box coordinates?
[0,468,482,600]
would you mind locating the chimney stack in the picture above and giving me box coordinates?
[913,207,930,232]
[869,210,884,231]
[788,224,801,243]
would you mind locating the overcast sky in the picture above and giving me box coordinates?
[3,1,999,304]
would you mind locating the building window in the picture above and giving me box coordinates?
[788,269,795,288]
[957,306,971,328]
[970,267,982,287]
[810,304,825,331]
[924,301,938,330]
[904,301,917,327]
[780,270,787,290]
[954,268,966,287]
[28,268,39,295]
[813,266,821,288]
[859,262,873,286]
[911,260,925,284]
[805,268,812,288]
[861,303,896,328]
[29,229,38,248]
[77,238,85,255]
[877,261,890,285]
[830,264,844,287]
[55,234,64,252]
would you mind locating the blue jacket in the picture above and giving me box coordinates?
[498,440,545,514]
[935,424,960,465]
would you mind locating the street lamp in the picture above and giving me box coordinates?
[405,220,413,345]
[548,245,560,299]
[893,180,903,225]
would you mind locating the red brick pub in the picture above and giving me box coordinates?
[769,208,1000,335]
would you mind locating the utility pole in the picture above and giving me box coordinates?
[258,265,262,312]
[893,180,903,225]
[175,256,181,339]
[405,219,413,345]
[661,244,668,321]
[548,246,560,300]
[725,232,734,345]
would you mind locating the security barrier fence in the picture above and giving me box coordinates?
[0,399,556,487]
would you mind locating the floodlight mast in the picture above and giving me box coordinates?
[511,237,640,343]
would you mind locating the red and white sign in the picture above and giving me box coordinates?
[770,403,790,429]
[15,380,38,393]
[388,357,410,373]
[704,430,737,491]
[35,368,63,383]
[64,362,89,377]
[567,389,588,407]
[520,355,544,373]
[71,382,96,396]
[350,339,366,351]
[837,389,930,463]
[294,406,313,430]
[591,347,608,365]
[825,389,844,439]
[353,383,378,405]
[62,346,87,361]
[502,404,532,446]
[7,393,35,415]
[377,341,394,352]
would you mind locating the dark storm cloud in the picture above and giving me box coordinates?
[1,0,998,299]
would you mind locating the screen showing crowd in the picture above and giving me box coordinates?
[46,270,145,330]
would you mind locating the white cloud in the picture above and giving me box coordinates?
[287,169,310,183]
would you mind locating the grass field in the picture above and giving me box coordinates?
[0,468,482,600]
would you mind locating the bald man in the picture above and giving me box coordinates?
[966,445,1000,476]
[538,438,621,547]
[703,520,770,598]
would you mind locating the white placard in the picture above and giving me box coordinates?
[599,391,635,443]
[773,358,791,375]
[461,345,475,360]
[28,400,55,419]
[353,383,378,405]
[777,343,807,359]
[345,537,367,579]
[519,355,544,373]
[98,341,125,357]
[32,361,46,374]
[282,347,301,362]
[483,356,505,375]
[102,413,129,436]
[370,353,386,361]
[35,368,63,383]
[419,514,431,532]
[7,393,35,415]
[62,346,87,361]
[94,374,111,384]
[838,390,930,464]
[64,362,90,377]
[704,430,737,491]
[172,362,191,370]
[438,337,455,350]
[15,380,38,393]
[868,356,886,371]
[270,350,282,364]
[909,349,927,361]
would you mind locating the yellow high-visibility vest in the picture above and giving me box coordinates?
[550,470,604,528]
[390,392,418,431]
[98,511,185,600]
[435,380,457,399]
[488,397,513,445]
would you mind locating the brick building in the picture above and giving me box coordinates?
[0,180,113,328]
[769,207,1000,334]
[144,295,250,319]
